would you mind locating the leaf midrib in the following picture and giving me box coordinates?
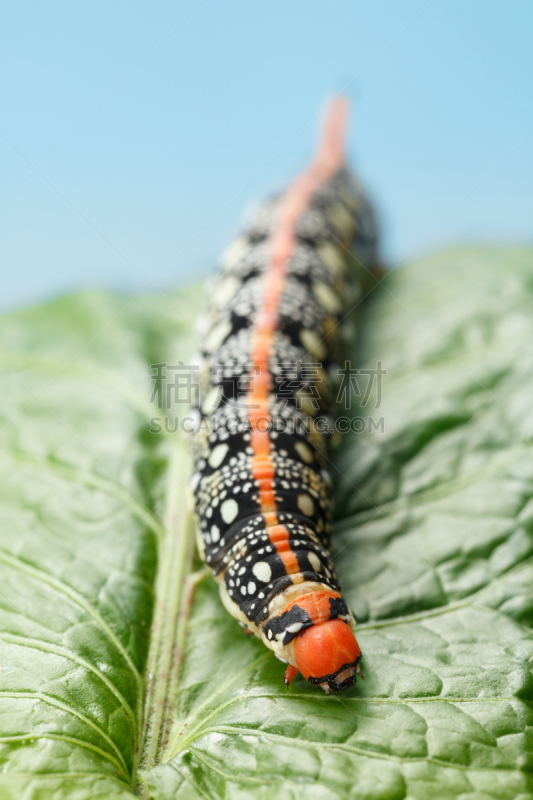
[138,442,197,794]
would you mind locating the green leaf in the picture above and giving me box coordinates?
[1,249,532,799]
[0,288,202,799]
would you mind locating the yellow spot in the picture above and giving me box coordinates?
[300,329,326,360]
[294,441,313,464]
[312,282,342,314]
[308,552,321,572]
[297,494,314,517]
[317,242,345,274]
[328,202,354,236]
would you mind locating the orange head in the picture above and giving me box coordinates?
[293,619,362,694]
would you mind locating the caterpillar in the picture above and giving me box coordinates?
[189,98,378,694]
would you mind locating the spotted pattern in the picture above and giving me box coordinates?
[189,101,378,676]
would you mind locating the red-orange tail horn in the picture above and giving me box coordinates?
[314,96,350,172]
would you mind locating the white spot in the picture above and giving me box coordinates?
[221,236,249,270]
[252,561,272,583]
[308,552,321,572]
[240,586,247,595]
[221,499,239,524]
[214,275,241,307]
[205,320,232,353]
[294,442,313,464]
[297,494,314,517]
[210,525,220,543]
[189,472,201,492]
[286,622,303,634]
[247,581,256,594]
[208,443,229,469]
[202,385,223,414]
[267,629,273,639]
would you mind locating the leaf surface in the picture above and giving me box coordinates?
[0,288,202,799]
[1,249,532,800]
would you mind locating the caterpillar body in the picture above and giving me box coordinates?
[189,98,378,694]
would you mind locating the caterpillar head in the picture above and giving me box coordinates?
[292,619,362,694]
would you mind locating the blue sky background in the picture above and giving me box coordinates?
[1,0,532,311]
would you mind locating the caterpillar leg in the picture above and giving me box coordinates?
[238,622,254,636]
[284,664,299,687]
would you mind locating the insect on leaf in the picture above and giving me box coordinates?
[0,249,532,799]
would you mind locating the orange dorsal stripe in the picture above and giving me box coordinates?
[245,98,349,555]
[266,525,292,554]
[279,549,300,575]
